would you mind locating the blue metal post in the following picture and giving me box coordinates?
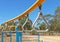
[16,26,22,42]
[38,32,40,42]
[2,32,4,42]
[10,32,12,42]
[16,32,22,42]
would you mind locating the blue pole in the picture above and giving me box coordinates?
[38,32,40,42]
[15,26,22,42]
[19,32,22,42]
[10,32,12,42]
[16,32,22,42]
[2,32,4,42]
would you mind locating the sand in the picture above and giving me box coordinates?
[1,35,60,42]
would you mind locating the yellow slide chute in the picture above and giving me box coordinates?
[3,0,45,24]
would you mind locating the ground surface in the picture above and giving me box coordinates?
[40,36,60,42]
[0,35,60,42]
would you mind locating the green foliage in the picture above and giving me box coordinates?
[39,22,46,30]
[49,6,60,32]
[15,16,32,31]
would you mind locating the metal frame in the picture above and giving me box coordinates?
[32,5,49,32]
[3,0,45,24]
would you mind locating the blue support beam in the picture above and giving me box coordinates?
[2,32,4,42]
[16,32,22,42]
[38,32,40,42]
[10,32,12,42]
[16,26,22,42]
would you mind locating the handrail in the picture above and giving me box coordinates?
[22,17,29,30]
[3,0,45,24]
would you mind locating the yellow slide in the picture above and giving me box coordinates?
[3,0,45,24]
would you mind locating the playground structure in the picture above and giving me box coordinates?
[0,0,50,42]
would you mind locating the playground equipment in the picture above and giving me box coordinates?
[32,5,49,32]
[2,31,22,42]
[1,0,50,42]
[3,0,45,24]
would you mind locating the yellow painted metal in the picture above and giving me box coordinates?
[3,0,45,24]
[0,26,15,28]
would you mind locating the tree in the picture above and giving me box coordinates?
[44,14,53,21]
[39,22,46,30]
[37,14,52,30]
[49,19,57,31]
[54,6,60,32]
[55,6,60,20]
[49,6,60,32]
[24,19,32,30]
[7,21,15,31]
[17,16,32,31]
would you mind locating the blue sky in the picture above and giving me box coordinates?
[0,0,60,24]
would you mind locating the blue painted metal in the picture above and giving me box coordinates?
[10,32,12,42]
[16,32,22,42]
[38,32,40,42]
[16,26,22,42]
[2,26,22,42]
[2,32,4,42]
